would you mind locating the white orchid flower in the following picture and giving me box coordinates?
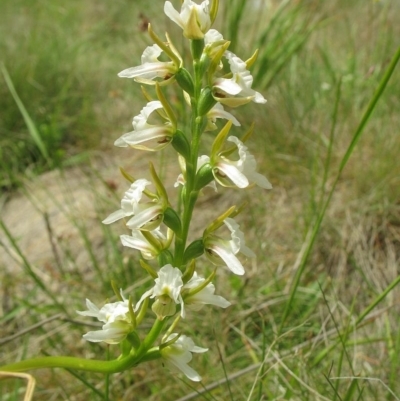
[77,296,133,344]
[183,272,231,311]
[102,179,151,224]
[120,228,166,260]
[164,0,212,40]
[135,264,184,319]
[118,44,177,85]
[206,103,240,130]
[114,101,175,151]
[212,136,272,189]
[103,179,165,231]
[204,217,255,275]
[161,334,208,381]
[213,51,267,107]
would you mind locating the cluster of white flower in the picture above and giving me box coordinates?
[78,0,271,382]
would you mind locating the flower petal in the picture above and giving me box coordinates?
[164,1,184,28]
[120,233,154,254]
[126,204,163,230]
[214,161,249,188]
[118,62,175,80]
[213,77,242,95]
[208,103,240,126]
[161,334,208,381]
[141,44,163,63]
[122,126,172,146]
[168,358,202,382]
[224,218,255,258]
[210,244,245,275]
[82,326,128,344]
[76,298,100,318]
[102,209,127,224]
[134,288,155,312]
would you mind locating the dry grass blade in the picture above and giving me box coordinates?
[0,372,36,401]
[0,314,63,346]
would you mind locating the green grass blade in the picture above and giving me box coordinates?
[356,274,400,327]
[66,369,106,399]
[0,219,68,315]
[279,45,400,334]
[223,0,247,53]
[342,379,358,401]
[338,46,400,173]
[0,63,50,165]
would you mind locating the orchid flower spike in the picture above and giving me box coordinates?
[160,334,208,381]
[203,217,255,275]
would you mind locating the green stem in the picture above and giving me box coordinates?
[1,355,133,374]
[173,44,205,267]
[105,346,110,401]
[2,320,166,374]
[133,318,166,364]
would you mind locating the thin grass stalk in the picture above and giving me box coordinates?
[319,78,342,209]
[321,284,359,401]
[356,273,400,327]
[279,45,400,334]
[265,32,312,89]
[214,334,234,401]
[389,321,400,396]
[0,219,68,315]
[254,0,316,89]
[223,0,247,53]
[329,377,400,401]
[65,369,106,399]
[0,63,50,165]
[256,0,291,47]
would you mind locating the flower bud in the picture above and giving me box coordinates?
[158,249,174,267]
[172,130,191,160]
[198,86,217,116]
[183,239,205,264]
[175,68,195,96]
[163,206,182,235]
[195,162,214,191]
